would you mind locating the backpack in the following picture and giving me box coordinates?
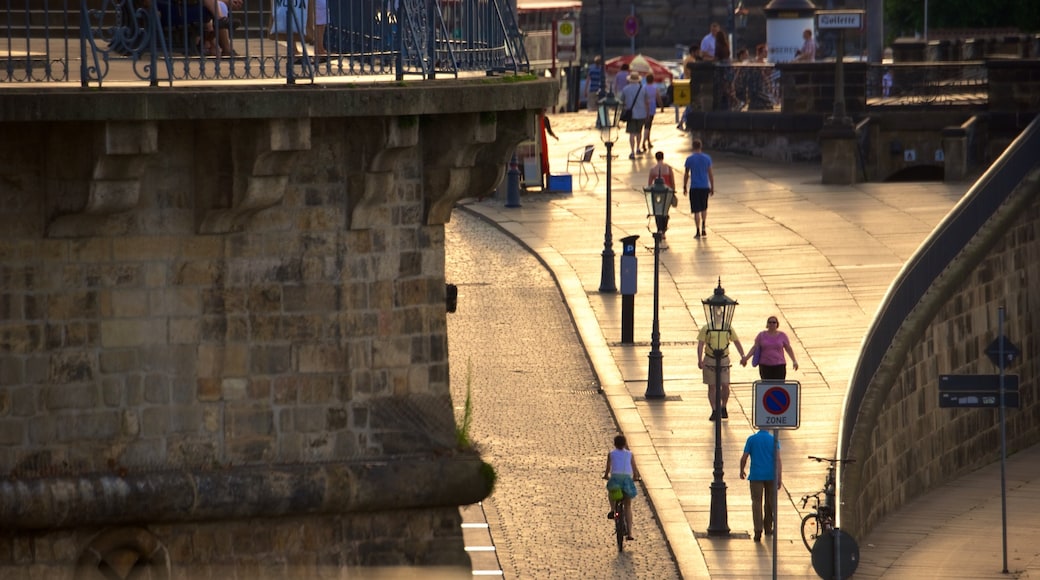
[661,83,674,107]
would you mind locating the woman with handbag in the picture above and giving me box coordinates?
[741,316,798,380]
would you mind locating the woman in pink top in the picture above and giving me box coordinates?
[741,316,798,380]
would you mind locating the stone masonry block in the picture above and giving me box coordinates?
[248,346,292,375]
[297,345,348,374]
[57,410,120,441]
[292,407,326,433]
[372,337,412,369]
[140,407,170,438]
[47,291,99,320]
[100,319,168,348]
[111,236,182,262]
[41,384,98,411]
[174,260,224,287]
[0,420,25,446]
[227,406,274,438]
[151,287,202,317]
[222,378,249,400]
[168,318,199,344]
[282,284,337,312]
[105,289,149,318]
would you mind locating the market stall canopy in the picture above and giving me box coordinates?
[604,54,674,81]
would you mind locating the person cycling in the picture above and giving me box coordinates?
[603,434,641,541]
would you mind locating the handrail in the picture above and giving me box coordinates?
[4,0,529,85]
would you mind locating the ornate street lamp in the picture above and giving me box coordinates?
[643,177,675,399]
[598,93,621,293]
[703,278,738,536]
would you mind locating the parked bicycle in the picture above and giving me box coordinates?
[800,455,855,553]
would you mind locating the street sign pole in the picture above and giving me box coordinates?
[998,306,1009,573]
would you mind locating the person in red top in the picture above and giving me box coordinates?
[647,151,677,244]
[741,315,799,380]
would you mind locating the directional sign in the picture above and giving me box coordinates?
[939,374,1018,392]
[753,381,800,429]
[985,335,1020,368]
[816,10,864,30]
[939,375,1019,408]
[940,391,1019,409]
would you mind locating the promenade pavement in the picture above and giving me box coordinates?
[455,110,1040,578]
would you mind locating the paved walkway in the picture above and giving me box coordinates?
[456,111,1040,578]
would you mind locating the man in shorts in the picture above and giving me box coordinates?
[683,138,714,238]
[697,307,745,420]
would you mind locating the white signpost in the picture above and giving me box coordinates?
[753,380,800,580]
[753,381,801,429]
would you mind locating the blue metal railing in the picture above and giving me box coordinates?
[2,0,529,85]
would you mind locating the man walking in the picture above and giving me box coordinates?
[740,428,782,542]
[696,308,744,421]
[682,138,714,237]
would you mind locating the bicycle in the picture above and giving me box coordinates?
[609,489,629,552]
[800,455,855,553]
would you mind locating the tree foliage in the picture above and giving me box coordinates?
[885,0,1040,40]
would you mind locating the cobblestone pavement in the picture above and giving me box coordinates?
[446,211,680,579]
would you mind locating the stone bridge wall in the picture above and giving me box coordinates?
[841,166,1040,539]
[0,78,557,576]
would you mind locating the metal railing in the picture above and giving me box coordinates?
[2,0,529,85]
[696,61,990,113]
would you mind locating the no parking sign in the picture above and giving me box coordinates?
[753,381,800,429]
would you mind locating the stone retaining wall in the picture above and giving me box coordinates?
[842,167,1040,539]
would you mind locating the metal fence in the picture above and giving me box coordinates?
[2,0,529,86]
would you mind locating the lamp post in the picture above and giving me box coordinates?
[703,278,738,536]
[643,177,675,399]
[598,93,621,293]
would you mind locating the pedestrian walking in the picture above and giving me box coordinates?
[682,138,714,237]
[604,434,640,541]
[648,151,677,245]
[585,55,605,118]
[741,315,799,380]
[641,74,663,152]
[620,71,650,159]
[613,62,631,95]
[697,309,745,421]
[740,428,782,542]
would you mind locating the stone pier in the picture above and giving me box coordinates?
[0,78,557,577]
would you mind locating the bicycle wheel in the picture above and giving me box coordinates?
[801,513,820,553]
[615,502,626,551]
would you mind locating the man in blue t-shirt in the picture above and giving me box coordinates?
[740,428,782,542]
[682,138,714,238]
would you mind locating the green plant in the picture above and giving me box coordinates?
[455,359,475,450]
[480,461,497,495]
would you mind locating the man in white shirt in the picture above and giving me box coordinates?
[700,22,720,61]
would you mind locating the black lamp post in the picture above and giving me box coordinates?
[643,177,675,399]
[598,93,621,293]
[704,278,738,536]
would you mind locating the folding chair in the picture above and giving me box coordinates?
[566,144,599,189]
